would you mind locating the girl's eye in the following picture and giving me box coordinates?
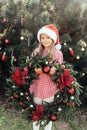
[46,36,50,39]
[40,35,51,39]
[41,36,45,39]
[41,38,44,40]
[42,37,50,39]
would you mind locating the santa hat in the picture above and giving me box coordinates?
[37,24,61,50]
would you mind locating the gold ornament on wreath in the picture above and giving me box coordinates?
[6,54,83,126]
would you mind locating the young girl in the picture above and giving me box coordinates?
[30,24,63,130]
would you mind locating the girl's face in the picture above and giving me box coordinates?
[40,34,54,49]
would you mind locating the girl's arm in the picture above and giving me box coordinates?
[49,51,63,76]
[56,50,63,64]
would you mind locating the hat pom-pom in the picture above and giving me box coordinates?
[55,44,61,50]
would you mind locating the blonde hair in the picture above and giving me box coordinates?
[37,40,56,59]
[32,35,56,59]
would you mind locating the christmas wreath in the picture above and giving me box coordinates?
[6,54,82,126]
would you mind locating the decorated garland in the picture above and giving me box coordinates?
[6,54,82,126]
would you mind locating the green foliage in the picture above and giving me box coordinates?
[69,120,82,130]
[0,106,32,130]
[0,0,87,108]
[5,54,83,126]
[0,105,87,130]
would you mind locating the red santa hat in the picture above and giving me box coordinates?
[37,24,61,50]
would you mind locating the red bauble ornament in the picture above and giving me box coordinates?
[72,102,76,107]
[61,65,65,70]
[14,58,17,62]
[10,96,14,99]
[2,52,6,61]
[50,115,57,121]
[25,92,28,96]
[25,107,29,111]
[13,93,18,98]
[66,102,70,106]
[62,100,67,104]
[3,18,7,23]
[69,47,74,56]
[42,66,50,74]
[4,39,9,44]
[68,88,75,94]
[32,115,39,121]
[19,101,23,106]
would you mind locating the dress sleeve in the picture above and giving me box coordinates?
[55,50,63,64]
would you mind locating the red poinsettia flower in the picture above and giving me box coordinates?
[32,105,44,121]
[15,77,23,86]
[11,68,28,86]
[14,68,21,77]
[57,69,76,90]
[11,74,16,81]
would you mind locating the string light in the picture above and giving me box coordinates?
[21,109,25,112]
[82,73,85,76]
[76,55,80,59]
[71,96,75,100]
[20,36,24,40]
[12,86,16,88]
[57,94,60,98]
[41,121,45,125]
[30,104,33,108]
[64,41,67,46]
[81,47,85,51]
[58,108,62,111]
[20,93,24,96]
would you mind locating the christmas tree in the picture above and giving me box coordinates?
[0,0,87,108]
[0,0,22,94]
[0,0,36,95]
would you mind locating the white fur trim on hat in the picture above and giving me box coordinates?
[55,44,61,50]
[37,27,57,43]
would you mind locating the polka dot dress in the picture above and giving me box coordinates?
[30,49,63,99]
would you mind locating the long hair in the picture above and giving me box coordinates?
[37,40,56,59]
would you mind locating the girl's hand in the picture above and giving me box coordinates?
[49,66,56,76]
[34,68,42,75]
